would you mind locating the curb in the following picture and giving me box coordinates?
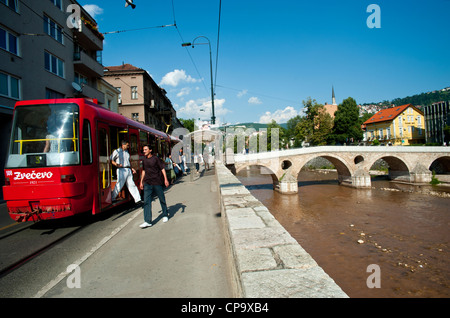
[215,162,348,298]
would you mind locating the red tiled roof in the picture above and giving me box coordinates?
[363,104,421,125]
[104,64,143,72]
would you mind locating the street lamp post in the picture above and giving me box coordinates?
[182,36,216,125]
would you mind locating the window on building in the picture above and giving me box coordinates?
[96,50,102,64]
[44,51,65,78]
[43,15,64,44]
[0,72,20,99]
[1,0,18,12]
[49,0,62,10]
[132,113,139,121]
[131,86,138,99]
[116,87,121,104]
[45,88,64,99]
[74,72,88,86]
[0,27,19,55]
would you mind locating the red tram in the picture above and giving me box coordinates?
[3,98,179,222]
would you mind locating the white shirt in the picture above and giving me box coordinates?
[111,147,131,167]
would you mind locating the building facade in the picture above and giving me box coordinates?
[363,104,425,146]
[423,100,450,145]
[103,63,182,134]
[0,0,105,199]
[1,0,105,106]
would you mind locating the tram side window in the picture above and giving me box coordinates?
[82,120,92,165]
[139,131,148,154]
[149,134,157,155]
[129,134,138,156]
[98,128,110,188]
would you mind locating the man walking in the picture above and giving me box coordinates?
[139,145,170,228]
[111,140,141,204]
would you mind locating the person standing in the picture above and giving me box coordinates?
[139,145,170,228]
[111,140,141,203]
[165,154,176,184]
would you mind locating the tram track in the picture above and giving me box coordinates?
[0,220,86,279]
[0,201,138,282]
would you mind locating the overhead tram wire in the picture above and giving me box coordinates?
[102,24,175,35]
[170,0,209,95]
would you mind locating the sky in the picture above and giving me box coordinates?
[78,0,450,125]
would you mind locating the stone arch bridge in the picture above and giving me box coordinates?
[226,146,450,194]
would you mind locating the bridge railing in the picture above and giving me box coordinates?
[232,145,450,163]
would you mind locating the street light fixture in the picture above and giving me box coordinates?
[181,36,216,125]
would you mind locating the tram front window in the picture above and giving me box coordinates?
[6,103,80,168]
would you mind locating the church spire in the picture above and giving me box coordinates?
[332,85,336,105]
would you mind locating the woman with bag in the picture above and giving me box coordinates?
[165,154,176,185]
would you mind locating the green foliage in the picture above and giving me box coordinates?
[179,118,195,132]
[267,120,286,150]
[430,170,441,185]
[328,97,363,144]
[363,89,450,107]
[294,97,333,146]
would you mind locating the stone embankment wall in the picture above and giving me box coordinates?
[215,161,348,298]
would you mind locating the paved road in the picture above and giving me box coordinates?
[39,169,234,297]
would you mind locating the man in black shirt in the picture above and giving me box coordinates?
[139,145,170,228]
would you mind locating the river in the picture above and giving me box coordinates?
[236,167,450,298]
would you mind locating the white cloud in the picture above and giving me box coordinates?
[259,106,298,124]
[160,69,199,87]
[237,89,248,98]
[177,98,230,119]
[83,4,104,19]
[248,96,262,105]
[176,87,191,98]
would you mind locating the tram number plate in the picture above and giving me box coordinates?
[27,154,47,167]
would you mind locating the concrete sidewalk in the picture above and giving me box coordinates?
[44,169,234,298]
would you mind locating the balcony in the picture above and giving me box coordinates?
[73,20,103,51]
[73,51,104,78]
[76,84,105,104]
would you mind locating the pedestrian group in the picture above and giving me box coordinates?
[111,141,201,229]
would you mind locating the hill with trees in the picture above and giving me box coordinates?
[363,87,450,108]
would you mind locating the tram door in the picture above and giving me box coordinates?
[98,123,111,209]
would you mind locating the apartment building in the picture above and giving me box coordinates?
[103,63,182,134]
[423,100,450,145]
[363,104,425,145]
[0,0,106,198]
[1,0,105,106]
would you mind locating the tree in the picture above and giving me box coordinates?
[179,118,195,132]
[267,120,286,150]
[311,111,333,145]
[294,97,332,146]
[286,115,302,147]
[329,97,363,145]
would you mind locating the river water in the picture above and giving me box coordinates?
[236,167,450,298]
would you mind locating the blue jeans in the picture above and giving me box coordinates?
[143,183,168,223]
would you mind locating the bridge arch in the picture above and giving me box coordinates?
[368,155,410,182]
[429,156,450,174]
[235,163,280,190]
[298,154,353,186]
